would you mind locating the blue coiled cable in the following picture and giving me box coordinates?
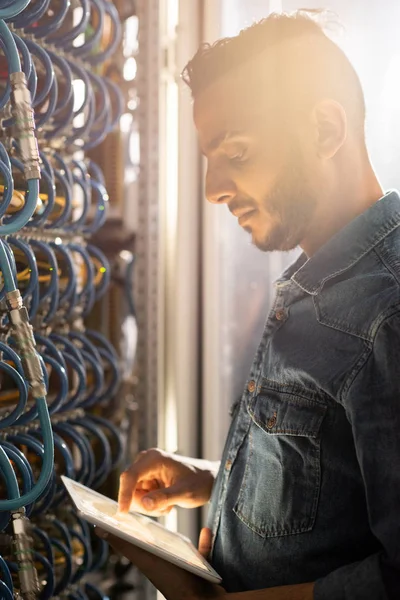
[35,74,58,129]
[70,528,92,582]
[0,555,13,592]
[83,179,109,234]
[45,167,72,229]
[104,78,125,132]
[0,360,28,427]
[0,0,31,20]
[0,442,32,529]
[34,552,55,600]
[29,239,60,323]
[50,0,90,47]
[51,538,73,595]
[32,526,54,566]
[0,4,124,597]
[40,354,68,414]
[25,0,69,38]
[51,243,76,307]
[73,416,112,488]
[0,33,33,114]
[47,51,74,115]
[0,579,13,600]
[53,422,95,486]
[7,237,38,298]
[70,0,104,58]
[11,0,50,28]
[0,441,34,517]
[88,0,122,66]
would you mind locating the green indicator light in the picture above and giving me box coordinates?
[99,267,106,273]
[99,206,105,211]
[49,267,53,271]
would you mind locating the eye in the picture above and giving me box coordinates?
[227,148,247,163]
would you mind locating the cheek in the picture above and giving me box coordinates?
[236,159,281,201]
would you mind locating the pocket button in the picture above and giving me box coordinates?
[247,380,256,393]
[267,412,277,429]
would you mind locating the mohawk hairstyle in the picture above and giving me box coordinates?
[182,9,366,137]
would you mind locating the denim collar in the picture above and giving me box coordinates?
[276,190,400,296]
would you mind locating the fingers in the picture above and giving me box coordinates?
[118,451,162,512]
[198,528,213,559]
[141,478,191,513]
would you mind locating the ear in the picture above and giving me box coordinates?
[312,99,347,159]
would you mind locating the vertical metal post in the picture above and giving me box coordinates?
[135,0,162,451]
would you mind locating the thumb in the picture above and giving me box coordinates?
[198,527,213,559]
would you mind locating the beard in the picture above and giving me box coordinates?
[246,150,318,252]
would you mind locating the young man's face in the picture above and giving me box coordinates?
[193,67,320,252]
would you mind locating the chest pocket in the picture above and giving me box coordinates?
[233,383,327,538]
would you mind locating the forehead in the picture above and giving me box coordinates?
[193,63,279,147]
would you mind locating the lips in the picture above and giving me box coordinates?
[231,208,254,218]
[237,209,257,226]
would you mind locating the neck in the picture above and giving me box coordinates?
[301,154,384,257]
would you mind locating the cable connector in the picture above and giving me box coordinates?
[11,510,40,600]
[10,71,41,181]
[6,290,46,398]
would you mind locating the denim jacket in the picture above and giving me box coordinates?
[208,191,400,600]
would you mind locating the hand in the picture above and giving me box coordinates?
[118,449,217,516]
[95,527,225,600]
[198,527,213,559]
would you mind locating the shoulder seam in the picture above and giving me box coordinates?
[373,245,400,286]
[340,304,400,404]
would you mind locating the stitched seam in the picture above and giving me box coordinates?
[234,429,321,537]
[259,378,331,406]
[313,295,373,342]
[373,246,400,286]
[294,219,400,294]
[249,409,323,437]
[340,305,400,403]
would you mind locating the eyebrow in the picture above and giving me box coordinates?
[200,131,245,155]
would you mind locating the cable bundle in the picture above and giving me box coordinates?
[0,2,124,599]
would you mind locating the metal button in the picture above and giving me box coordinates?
[225,459,232,471]
[247,380,256,393]
[267,412,277,429]
[275,309,286,321]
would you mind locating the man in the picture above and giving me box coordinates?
[98,10,400,600]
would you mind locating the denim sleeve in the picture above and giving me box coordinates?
[314,310,400,600]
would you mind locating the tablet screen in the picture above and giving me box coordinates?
[62,477,220,579]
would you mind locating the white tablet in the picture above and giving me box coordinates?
[61,476,222,584]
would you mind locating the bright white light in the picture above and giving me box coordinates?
[73,79,85,113]
[269,0,282,13]
[120,113,133,134]
[72,7,85,49]
[55,237,62,245]
[167,0,179,35]
[73,6,83,26]
[129,130,140,165]
[123,57,137,81]
[128,98,138,111]
[382,55,400,112]
[124,16,139,57]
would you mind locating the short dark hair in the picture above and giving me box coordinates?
[182,10,366,137]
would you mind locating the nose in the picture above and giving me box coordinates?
[205,167,237,205]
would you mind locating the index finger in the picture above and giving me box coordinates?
[118,468,139,512]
